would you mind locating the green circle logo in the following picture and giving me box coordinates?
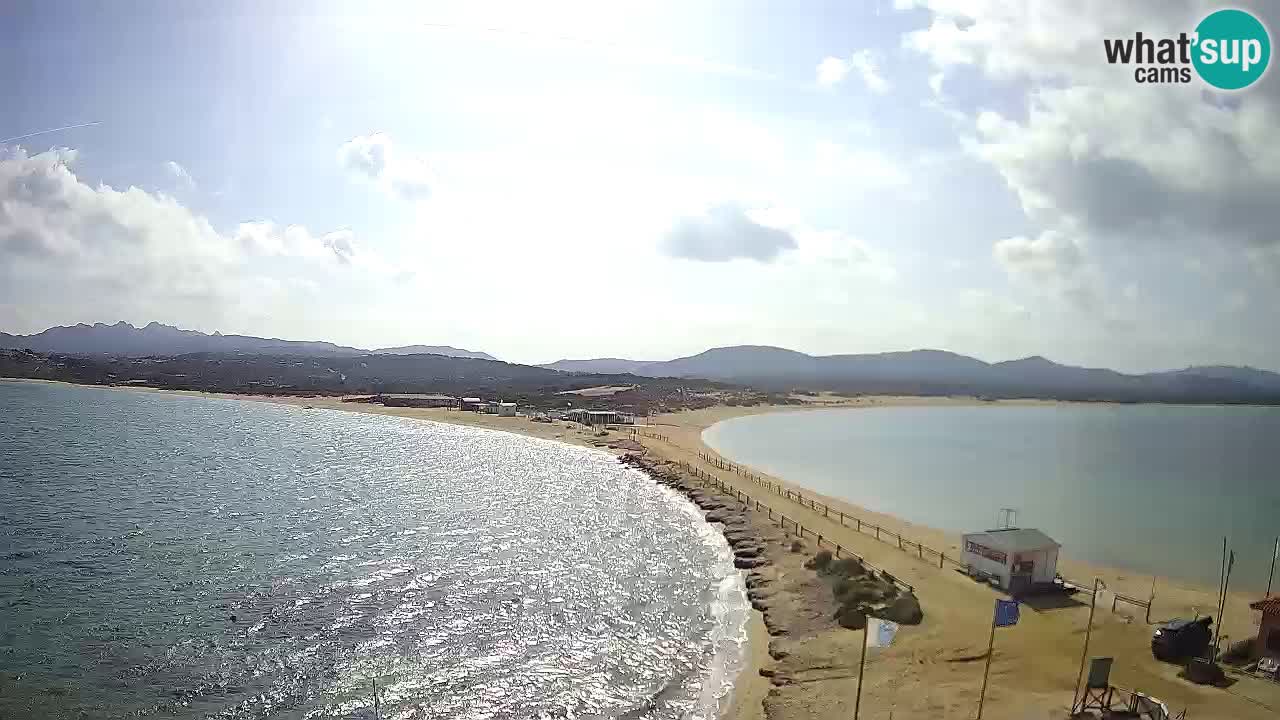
[1192,9,1271,90]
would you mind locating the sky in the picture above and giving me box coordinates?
[1,0,1277,371]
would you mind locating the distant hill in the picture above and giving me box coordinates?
[545,345,1280,403]
[0,348,736,415]
[1150,365,1280,392]
[541,358,660,374]
[0,321,363,356]
[371,345,498,361]
[6,323,1278,404]
[0,322,498,361]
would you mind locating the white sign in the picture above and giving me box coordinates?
[867,617,900,648]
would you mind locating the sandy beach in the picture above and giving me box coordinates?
[644,402,1280,719]
[254,392,1280,719]
[10,379,1279,719]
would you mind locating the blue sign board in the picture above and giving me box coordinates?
[994,599,1020,628]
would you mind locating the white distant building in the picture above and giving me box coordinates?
[961,528,1060,593]
[498,402,516,417]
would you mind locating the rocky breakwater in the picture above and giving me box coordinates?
[619,453,787,635]
[620,451,929,714]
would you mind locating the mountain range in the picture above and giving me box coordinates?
[3,323,1279,403]
[543,345,1280,401]
[0,322,496,360]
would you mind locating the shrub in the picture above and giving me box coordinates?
[834,602,867,630]
[828,557,866,578]
[804,549,833,571]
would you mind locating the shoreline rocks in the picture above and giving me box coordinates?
[620,452,790,638]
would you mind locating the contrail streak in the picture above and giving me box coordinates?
[0,121,103,145]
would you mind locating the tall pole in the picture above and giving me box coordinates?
[1208,537,1227,661]
[1217,537,1228,617]
[977,611,998,719]
[1072,579,1101,712]
[854,620,869,720]
[1214,551,1235,658]
[1147,576,1157,625]
[1268,537,1278,598]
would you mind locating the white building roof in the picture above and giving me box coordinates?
[461,397,482,402]
[964,528,1060,552]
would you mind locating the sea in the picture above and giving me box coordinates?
[0,380,749,720]
[704,404,1280,591]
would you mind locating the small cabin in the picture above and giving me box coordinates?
[498,402,517,417]
[1251,597,1280,663]
[459,397,484,412]
[961,527,1060,594]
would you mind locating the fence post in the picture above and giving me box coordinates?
[856,518,862,532]
[940,552,945,569]
[919,545,923,560]
[898,536,903,551]
[876,526,880,541]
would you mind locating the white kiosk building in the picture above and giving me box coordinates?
[961,527,1061,594]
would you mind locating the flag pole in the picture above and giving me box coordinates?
[1267,537,1278,598]
[977,609,998,719]
[1071,578,1100,713]
[1214,550,1235,657]
[854,618,869,720]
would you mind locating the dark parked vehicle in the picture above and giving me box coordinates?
[1151,616,1213,661]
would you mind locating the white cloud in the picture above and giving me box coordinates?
[849,50,891,93]
[901,0,1279,356]
[994,230,1107,314]
[0,146,376,330]
[816,50,890,93]
[233,222,365,266]
[661,203,798,262]
[906,1,1280,261]
[817,56,852,87]
[1,147,232,300]
[787,226,898,283]
[338,133,433,201]
[927,71,945,98]
[994,230,1084,280]
[813,141,911,188]
[165,160,195,189]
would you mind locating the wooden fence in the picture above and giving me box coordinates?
[634,433,1158,621]
[677,460,915,594]
[634,430,671,444]
[694,451,966,572]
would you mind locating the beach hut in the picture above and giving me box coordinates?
[498,402,517,417]
[1250,597,1280,663]
[460,397,484,412]
[961,527,1061,594]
